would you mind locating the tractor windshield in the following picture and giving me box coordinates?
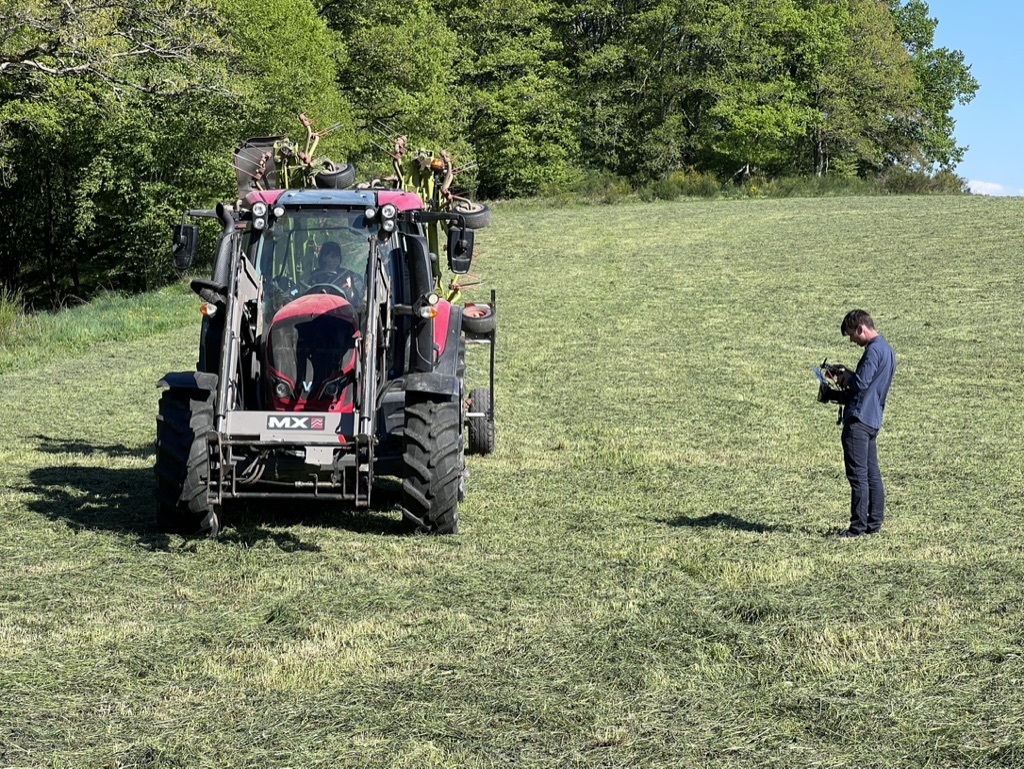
[254,207,374,328]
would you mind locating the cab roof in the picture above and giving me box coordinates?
[244,189,424,212]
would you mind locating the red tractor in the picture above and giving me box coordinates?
[155,129,495,536]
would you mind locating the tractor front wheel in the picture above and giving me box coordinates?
[155,390,221,536]
[402,397,464,534]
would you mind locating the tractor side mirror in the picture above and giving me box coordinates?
[172,223,199,271]
[447,226,474,274]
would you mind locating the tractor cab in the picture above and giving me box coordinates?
[249,190,377,321]
[247,191,375,414]
[244,189,424,415]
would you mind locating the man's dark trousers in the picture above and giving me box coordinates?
[841,418,884,534]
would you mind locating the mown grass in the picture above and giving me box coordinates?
[2,195,1024,768]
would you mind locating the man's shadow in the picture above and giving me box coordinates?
[663,512,795,534]
[27,439,415,550]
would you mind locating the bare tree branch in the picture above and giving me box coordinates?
[0,0,229,97]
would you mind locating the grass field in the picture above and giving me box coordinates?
[2,195,1024,768]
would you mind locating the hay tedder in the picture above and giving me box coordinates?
[155,117,495,535]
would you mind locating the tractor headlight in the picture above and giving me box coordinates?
[364,207,376,220]
[272,205,285,218]
[274,381,292,399]
[418,292,440,318]
[252,202,268,218]
[378,203,398,237]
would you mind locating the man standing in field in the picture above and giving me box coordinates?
[836,310,896,538]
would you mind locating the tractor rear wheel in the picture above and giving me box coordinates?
[466,387,495,455]
[155,390,220,536]
[402,396,463,534]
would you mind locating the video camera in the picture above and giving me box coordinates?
[814,359,850,405]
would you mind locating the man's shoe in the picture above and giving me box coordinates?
[836,529,865,539]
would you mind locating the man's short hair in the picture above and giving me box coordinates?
[320,242,341,261]
[841,309,875,336]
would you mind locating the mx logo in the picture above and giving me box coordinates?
[266,416,326,431]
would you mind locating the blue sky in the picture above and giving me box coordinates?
[926,0,1024,196]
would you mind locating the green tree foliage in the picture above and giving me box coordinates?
[317,0,462,180]
[445,0,579,197]
[698,0,814,178]
[0,0,978,305]
[552,0,711,180]
[794,0,919,177]
[887,0,978,169]
[0,0,228,302]
[0,0,350,305]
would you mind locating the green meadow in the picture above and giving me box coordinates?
[2,195,1023,768]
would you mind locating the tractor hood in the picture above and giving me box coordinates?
[265,294,360,413]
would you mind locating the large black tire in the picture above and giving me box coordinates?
[154,390,220,536]
[315,161,357,190]
[402,397,464,534]
[462,303,496,336]
[453,201,491,230]
[466,387,495,456]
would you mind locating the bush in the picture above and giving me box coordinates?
[538,169,634,205]
[744,175,872,198]
[647,168,721,200]
[538,167,968,205]
[650,177,681,200]
[879,167,969,195]
[728,170,970,199]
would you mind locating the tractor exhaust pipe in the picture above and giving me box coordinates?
[211,203,237,289]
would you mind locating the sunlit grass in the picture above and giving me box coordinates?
[1,195,1024,767]
[0,281,195,375]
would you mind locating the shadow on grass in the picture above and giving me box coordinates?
[26,456,415,550]
[32,434,153,459]
[227,480,413,542]
[27,465,176,550]
[664,512,795,534]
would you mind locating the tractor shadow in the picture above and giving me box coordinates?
[27,464,177,550]
[663,512,795,534]
[226,480,414,544]
[26,441,416,550]
[33,434,153,460]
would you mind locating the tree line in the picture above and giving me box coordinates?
[0,0,977,307]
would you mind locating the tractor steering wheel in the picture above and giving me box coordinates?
[302,269,364,304]
[304,282,349,299]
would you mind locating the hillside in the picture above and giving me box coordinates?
[2,195,1023,767]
